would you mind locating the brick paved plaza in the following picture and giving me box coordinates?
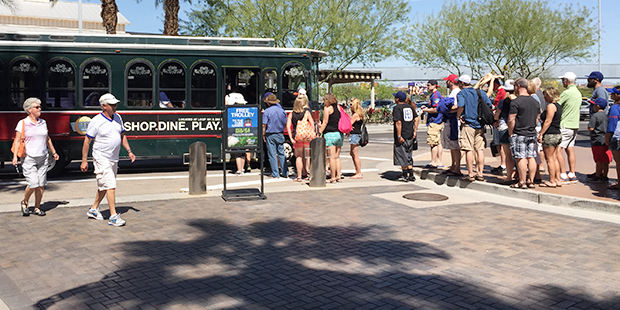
[1,183,620,309]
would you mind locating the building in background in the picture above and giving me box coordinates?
[0,0,129,34]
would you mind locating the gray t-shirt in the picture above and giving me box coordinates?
[592,86,609,101]
[590,86,609,115]
[588,110,607,146]
[535,89,547,110]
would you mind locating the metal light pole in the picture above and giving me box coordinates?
[78,0,82,33]
[598,0,601,71]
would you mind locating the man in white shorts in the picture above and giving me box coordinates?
[81,93,136,226]
[557,72,581,184]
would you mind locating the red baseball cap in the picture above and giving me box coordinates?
[443,74,458,83]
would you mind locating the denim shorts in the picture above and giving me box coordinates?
[349,133,361,145]
[324,131,343,147]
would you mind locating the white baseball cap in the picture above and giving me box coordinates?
[558,72,577,80]
[503,79,515,91]
[99,93,120,105]
[225,93,247,105]
[457,74,472,84]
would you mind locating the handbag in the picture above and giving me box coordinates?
[294,111,315,142]
[359,123,369,147]
[11,118,26,158]
[337,105,352,134]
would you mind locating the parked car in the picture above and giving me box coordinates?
[580,99,590,121]
[362,99,396,111]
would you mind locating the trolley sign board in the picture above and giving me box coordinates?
[224,105,260,150]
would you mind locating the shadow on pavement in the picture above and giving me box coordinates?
[34,219,620,309]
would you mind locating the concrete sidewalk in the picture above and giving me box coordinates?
[412,139,620,213]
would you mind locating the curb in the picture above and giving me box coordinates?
[413,168,620,214]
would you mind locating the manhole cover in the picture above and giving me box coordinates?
[402,193,449,201]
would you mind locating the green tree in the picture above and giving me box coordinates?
[404,0,595,79]
[182,0,409,76]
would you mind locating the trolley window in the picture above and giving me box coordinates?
[159,60,186,108]
[126,60,154,108]
[263,69,278,96]
[82,59,110,107]
[46,58,76,109]
[282,63,306,109]
[10,57,41,110]
[225,68,258,106]
[190,61,217,108]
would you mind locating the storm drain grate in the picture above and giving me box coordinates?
[402,193,449,201]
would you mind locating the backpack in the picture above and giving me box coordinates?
[359,123,369,147]
[476,89,495,127]
[337,105,352,134]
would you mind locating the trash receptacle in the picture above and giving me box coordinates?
[309,137,326,187]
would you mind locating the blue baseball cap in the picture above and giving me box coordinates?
[263,92,273,101]
[607,87,620,95]
[586,71,604,81]
[393,91,407,101]
[592,97,608,109]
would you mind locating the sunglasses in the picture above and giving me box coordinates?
[31,106,42,109]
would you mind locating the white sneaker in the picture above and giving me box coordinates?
[108,214,126,227]
[235,170,244,176]
[87,208,103,220]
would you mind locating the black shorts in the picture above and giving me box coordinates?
[393,139,414,167]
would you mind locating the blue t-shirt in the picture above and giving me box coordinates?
[427,90,443,125]
[457,87,492,129]
[608,104,620,133]
[262,103,287,133]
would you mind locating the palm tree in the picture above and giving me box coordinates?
[100,0,119,34]
[138,0,191,36]
[0,0,15,12]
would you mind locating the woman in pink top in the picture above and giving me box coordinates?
[12,98,59,216]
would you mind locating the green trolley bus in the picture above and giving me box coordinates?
[0,32,326,176]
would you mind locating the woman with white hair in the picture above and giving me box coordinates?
[12,98,59,216]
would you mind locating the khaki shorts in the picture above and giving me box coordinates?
[426,123,443,147]
[459,124,486,151]
[442,121,460,150]
[93,158,118,191]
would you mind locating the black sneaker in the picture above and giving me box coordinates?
[245,166,252,173]
[490,166,505,175]
[586,173,596,180]
[397,174,409,182]
[408,174,416,182]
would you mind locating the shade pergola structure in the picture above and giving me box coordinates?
[319,69,382,108]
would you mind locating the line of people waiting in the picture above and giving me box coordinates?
[418,71,620,190]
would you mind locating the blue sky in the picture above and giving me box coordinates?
[73,0,617,66]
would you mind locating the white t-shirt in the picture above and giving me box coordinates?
[15,118,49,157]
[86,113,125,162]
[449,88,461,99]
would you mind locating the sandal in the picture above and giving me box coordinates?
[33,208,46,216]
[462,175,476,182]
[21,200,29,217]
[293,178,302,182]
[350,174,363,179]
[539,182,557,188]
[527,182,535,188]
[510,182,528,189]
[475,175,485,182]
